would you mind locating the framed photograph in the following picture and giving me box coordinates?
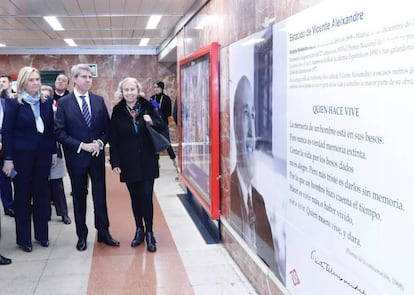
[178,42,220,219]
[88,64,98,77]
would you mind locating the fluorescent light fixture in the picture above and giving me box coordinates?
[146,15,162,29]
[44,16,64,31]
[139,38,150,46]
[0,43,6,47]
[64,39,77,47]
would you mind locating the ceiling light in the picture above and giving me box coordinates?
[0,43,6,47]
[44,16,64,31]
[139,38,150,46]
[146,15,162,29]
[64,39,77,47]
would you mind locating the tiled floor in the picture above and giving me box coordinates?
[0,156,257,295]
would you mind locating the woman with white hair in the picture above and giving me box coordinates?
[109,77,166,252]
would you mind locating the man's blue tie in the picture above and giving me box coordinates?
[80,95,91,127]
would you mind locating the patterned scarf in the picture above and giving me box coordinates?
[22,90,44,133]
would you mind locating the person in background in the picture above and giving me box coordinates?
[54,64,119,251]
[150,81,178,168]
[171,98,180,180]
[41,85,71,225]
[109,77,166,252]
[173,98,178,126]
[2,67,57,252]
[0,75,16,98]
[53,73,69,102]
[0,83,14,218]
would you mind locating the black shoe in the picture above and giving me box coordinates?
[39,240,49,247]
[62,215,71,224]
[0,255,11,265]
[76,238,87,251]
[131,227,145,247]
[19,244,32,252]
[97,233,120,247]
[5,209,15,217]
[145,232,157,252]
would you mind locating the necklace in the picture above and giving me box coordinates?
[127,102,140,133]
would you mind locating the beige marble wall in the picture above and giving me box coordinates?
[0,55,177,114]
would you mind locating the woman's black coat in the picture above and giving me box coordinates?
[109,97,166,182]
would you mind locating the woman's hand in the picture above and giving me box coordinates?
[143,114,153,125]
[2,161,14,177]
[113,167,121,174]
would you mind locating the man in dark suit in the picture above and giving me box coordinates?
[54,64,119,251]
[0,90,14,217]
[0,75,16,99]
[230,76,284,283]
[53,73,70,101]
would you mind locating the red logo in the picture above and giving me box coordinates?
[289,269,301,286]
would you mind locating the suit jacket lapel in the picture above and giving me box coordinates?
[72,93,90,127]
[89,94,96,126]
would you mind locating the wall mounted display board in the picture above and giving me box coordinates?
[178,42,220,219]
[272,1,413,294]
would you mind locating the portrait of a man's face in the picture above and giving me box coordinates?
[234,76,256,182]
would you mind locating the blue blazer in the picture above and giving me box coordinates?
[0,97,6,127]
[54,92,109,171]
[0,97,7,158]
[2,97,56,161]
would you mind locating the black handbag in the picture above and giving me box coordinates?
[145,123,170,154]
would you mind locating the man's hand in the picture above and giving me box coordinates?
[82,141,100,156]
[51,156,58,167]
[92,140,102,157]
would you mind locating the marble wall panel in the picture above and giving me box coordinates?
[219,46,231,219]
[0,54,176,115]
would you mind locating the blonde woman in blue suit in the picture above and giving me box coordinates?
[2,67,57,252]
